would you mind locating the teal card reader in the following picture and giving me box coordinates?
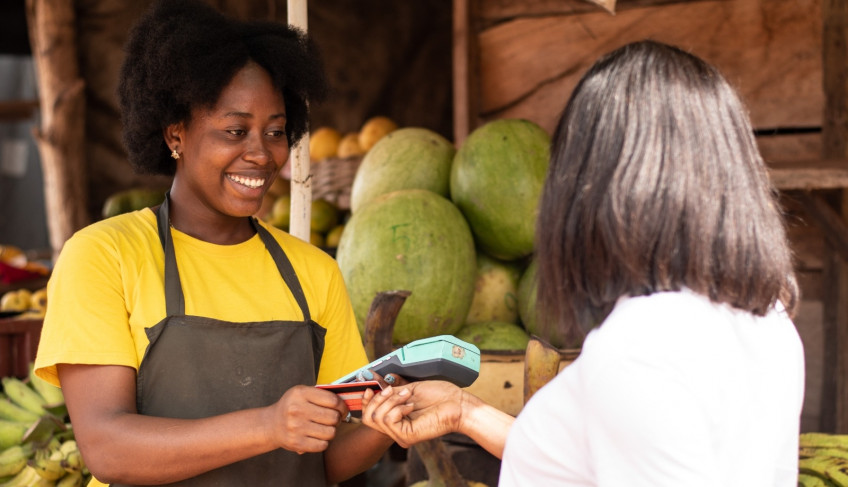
[331,335,481,387]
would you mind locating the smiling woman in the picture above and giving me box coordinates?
[31,1,397,486]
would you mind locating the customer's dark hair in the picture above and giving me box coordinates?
[536,40,799,345]
[118,0,328,175]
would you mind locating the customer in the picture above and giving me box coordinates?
[34,1,394,485]
[362,40,804,487]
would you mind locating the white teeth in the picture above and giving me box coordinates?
[227,174,265,189]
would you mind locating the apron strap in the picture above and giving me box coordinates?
[156,193,185,317]
[154,193,312,322]
[251,219,312,323]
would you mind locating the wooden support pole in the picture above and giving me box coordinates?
[452,0,473,146]
[821,0,848,433]
[287,0,311,242]
[25,0,89,260]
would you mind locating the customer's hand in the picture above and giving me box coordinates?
[360,380,463,448]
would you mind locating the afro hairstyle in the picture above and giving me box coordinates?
[118,0,328,175]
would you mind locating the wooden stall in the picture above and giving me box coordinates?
[452,0,848,433]
[17,0,848,435]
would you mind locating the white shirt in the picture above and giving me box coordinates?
[499,289,804,487]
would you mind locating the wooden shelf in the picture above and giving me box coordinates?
[768,159,848,191]
[0,100,38,122]
[0,317,43,379]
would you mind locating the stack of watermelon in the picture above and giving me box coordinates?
[336,120,570,350]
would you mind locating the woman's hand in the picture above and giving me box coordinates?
[360,380,464,448]
[268,385,349,454]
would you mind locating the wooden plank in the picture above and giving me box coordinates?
[471,0,821,137]
[758,133,822,164]
[797,270,824,302]
[767,159,848,190]
[478,0,707,23]
[797,192,848,265]
[820,0,848,434]
[0,100,38,122]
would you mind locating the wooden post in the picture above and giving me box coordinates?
[287,0,311,242]
[821,0,848,433]
[25,0,89,260]
[452,0,473,146]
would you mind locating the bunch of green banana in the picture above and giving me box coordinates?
[0,437,89,486]
[0,367,91,485]
[798,433,848,486]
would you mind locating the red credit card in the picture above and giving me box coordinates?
[315,381,382,411]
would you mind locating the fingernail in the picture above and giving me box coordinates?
[361,370,374,380]
[398,388,409,397]
[384,374,396,384]
[381,386,393,396]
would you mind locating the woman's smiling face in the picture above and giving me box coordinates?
[167,61,289,223]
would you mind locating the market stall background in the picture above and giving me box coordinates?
[1,0,847,484]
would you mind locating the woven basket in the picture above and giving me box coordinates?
[311,156,362,211]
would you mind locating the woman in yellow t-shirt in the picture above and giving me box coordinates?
[33,1,395,485]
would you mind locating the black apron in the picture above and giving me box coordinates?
[112,196,327,486]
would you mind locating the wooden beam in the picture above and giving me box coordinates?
[768,159,848,190]
[26,0,89,259]
[820,0,848,433]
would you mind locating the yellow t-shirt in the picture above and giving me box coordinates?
[34,209,367,387]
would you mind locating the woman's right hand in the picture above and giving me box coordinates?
[360,380,464,448]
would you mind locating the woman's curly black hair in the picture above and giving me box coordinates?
[118,0,328,175]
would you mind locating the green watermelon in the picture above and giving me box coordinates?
[336,189,476,344]
[455,320,530,351]
[465,253,523,325]
[349,127,456,213]
[450,119,550,261]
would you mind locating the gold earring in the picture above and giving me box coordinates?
[171,149,180,160]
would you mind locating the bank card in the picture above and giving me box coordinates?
[315,380,382,412]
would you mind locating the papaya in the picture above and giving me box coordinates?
[349,127,455,213]
[450,119,550,261]
[517,258,543,342]
[519,257,571,348]
[455,320,530,351]
[465,253,522,325]
[336,189,476,345]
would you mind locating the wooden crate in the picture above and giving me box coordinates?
[464,348,580,416]
[0,317,43,379]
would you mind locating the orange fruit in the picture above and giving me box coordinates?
[270,195,292,230]
[337,132,365,158]
[309,127,342,161]
[358,116,398,152]
[311,199,340,233]
[310,231,325,247]
[324,224,345,248]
